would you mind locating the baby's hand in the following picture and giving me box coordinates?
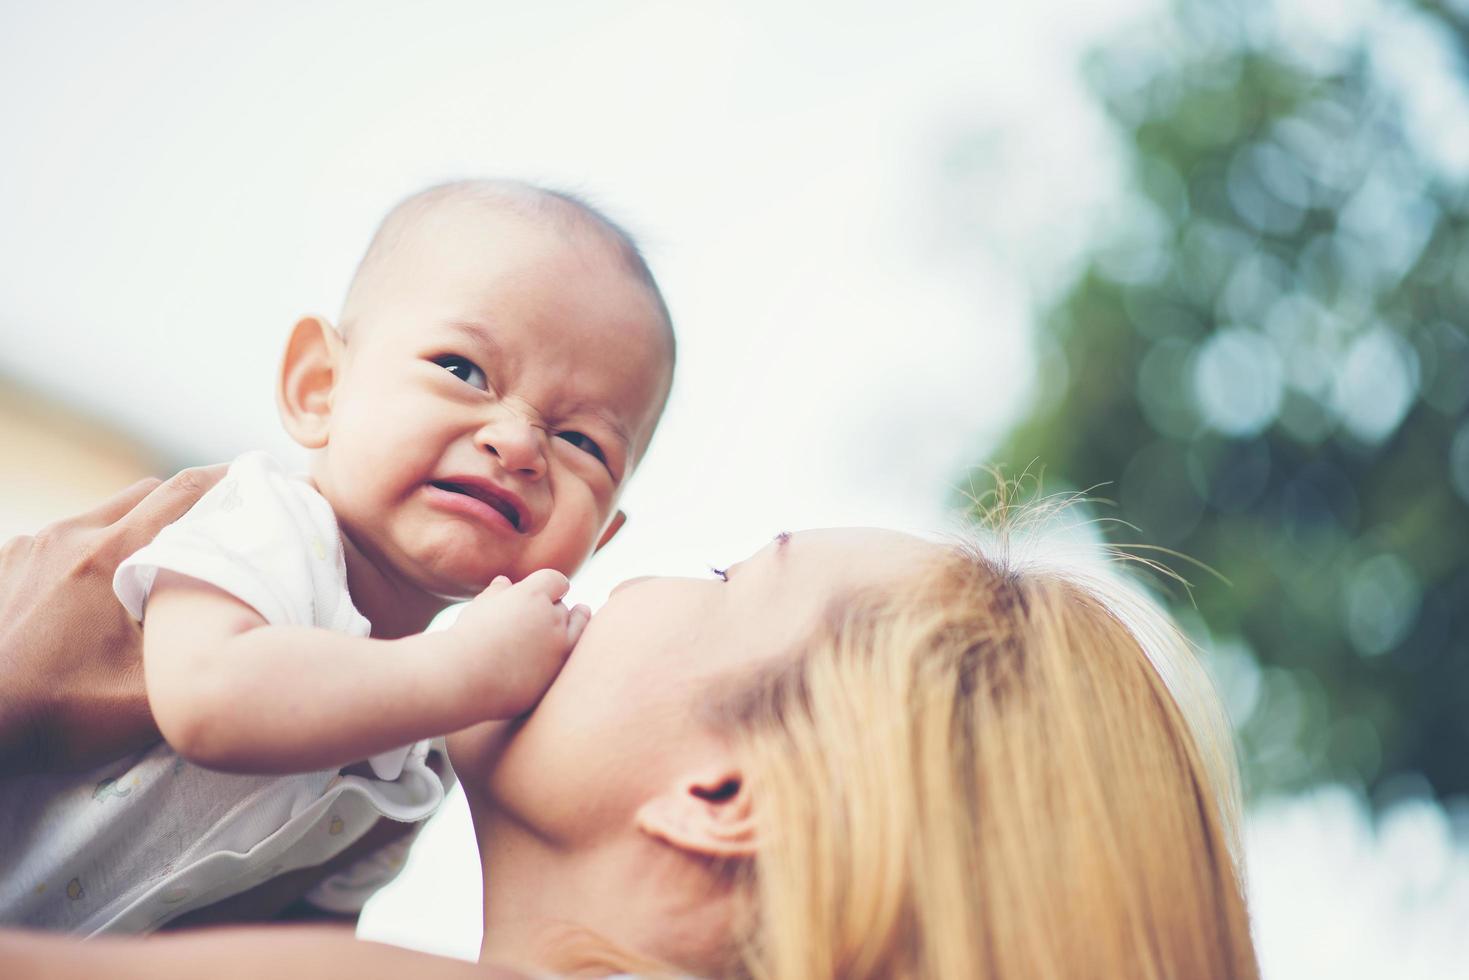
[444,569,590,720]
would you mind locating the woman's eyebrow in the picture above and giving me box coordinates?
[726,533,791,581]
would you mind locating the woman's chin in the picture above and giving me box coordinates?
[445,718,520,796]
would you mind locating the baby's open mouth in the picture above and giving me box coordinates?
[430,481,523,531]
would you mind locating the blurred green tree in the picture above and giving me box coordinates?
[981,0,1469,802]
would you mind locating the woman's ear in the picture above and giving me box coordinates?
[634,767,757,860]
[277,315,343,449]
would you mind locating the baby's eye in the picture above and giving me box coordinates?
[556,431,607,465]
[432,355,487,390]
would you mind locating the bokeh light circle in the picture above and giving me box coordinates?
[1192,326,1284,437]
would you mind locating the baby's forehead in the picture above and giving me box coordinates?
[352,190,662,328]
[373,184,647,286]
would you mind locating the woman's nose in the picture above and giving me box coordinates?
[610,575,655,597]
[477,415,546,477]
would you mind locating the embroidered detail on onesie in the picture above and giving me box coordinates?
[66,878,84,901]
[217,478,243,512]
[327,815,344,835]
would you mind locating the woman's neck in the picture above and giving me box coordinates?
[471,800,736,977]
[474,811,598,976]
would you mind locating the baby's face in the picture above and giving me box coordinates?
[312,210,671,600]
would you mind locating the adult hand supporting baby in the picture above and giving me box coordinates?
[0,465,226,776]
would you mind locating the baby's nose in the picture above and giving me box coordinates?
[478,416,545,476]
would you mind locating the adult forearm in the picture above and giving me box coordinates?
[0,600,156,776]
[150,627,471,773]
[0,926,522,980]
[0,682,43,774]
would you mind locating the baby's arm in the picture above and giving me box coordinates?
[142,569,586,774]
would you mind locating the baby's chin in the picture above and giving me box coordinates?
[419,566,510,602]
[388,548,510,601]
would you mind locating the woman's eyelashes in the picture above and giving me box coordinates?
[709,566,729,582]
[432,354,488,391]
[555,430,607,465]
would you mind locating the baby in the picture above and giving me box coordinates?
[0,180,675,933]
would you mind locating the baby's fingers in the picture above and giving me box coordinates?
[479,575,512,597]
[566,603,591,647]
[516,568,571,603]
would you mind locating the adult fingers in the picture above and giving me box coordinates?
[516,568,571,603]
[111,465,229,551]
[66,477,163,528]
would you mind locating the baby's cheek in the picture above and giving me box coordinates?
[521,542,586,581]
[531,509,604,578]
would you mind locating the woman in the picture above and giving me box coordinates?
[1,522,1259,978]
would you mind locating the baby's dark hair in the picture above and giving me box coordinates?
[522,184,667,313]
[339,178,674,363]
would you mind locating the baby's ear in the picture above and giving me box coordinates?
[593,510,627,554]
[277,316,343,449]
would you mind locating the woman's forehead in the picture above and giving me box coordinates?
[764,527,936,578]
[718,528,938,626]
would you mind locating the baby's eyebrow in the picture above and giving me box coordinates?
[587,408,632,454]
[445,319,506,362]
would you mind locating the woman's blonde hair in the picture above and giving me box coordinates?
[722,536,1259,980]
